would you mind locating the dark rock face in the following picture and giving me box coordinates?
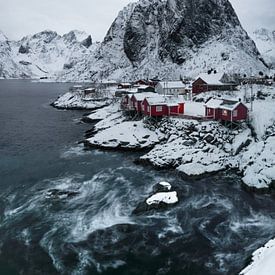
[32,30,58,43]
[81,35,92,48]
[122,0,259,65]
[19,45,30,54]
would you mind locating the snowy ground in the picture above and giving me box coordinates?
[80,84,275,190]
[52,90,113,110]
[240,238,275,275]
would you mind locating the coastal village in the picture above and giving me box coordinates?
[51,72,275,274]
[53,70,275,192]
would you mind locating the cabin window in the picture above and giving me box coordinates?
[147,106,150,113]
[156,106,163,112]
[233,110,238,117]
[208,109,212,115]
[222,110,228,116]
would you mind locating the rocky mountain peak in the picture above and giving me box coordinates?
[31,30,59,43]
[0,30,8,42]
[80,0,267,82]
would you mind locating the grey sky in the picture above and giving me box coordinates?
[0,0,274,41]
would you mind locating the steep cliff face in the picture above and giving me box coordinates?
[70,0,267,82]
[251,28,275,69]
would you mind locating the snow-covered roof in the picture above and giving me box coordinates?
[137,85,152,90]
[205,98,224,108]
[145,95,184,106]
[205,98,247,111]
[84,87,96,91]
[132,92,156,101]
[119,82,132,86]
[158,81,186,89]
[145,97,167,105]
[196,73,224,85]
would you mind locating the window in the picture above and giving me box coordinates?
[147,106,150,113]
[208,109,212,115]
[233,110,238,117]
[156,106,163,112]
[222,109,228,116]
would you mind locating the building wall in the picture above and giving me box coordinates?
[192,78,207,94]
[220,104,248,121]
[151,105,168,116]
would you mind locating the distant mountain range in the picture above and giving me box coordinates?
[0,0,274,82]
[0,30,97,80]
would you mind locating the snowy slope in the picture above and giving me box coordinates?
[251,28,275,69]
[0,30,95,79]
[0,0,271,81]
[59,0,268,82]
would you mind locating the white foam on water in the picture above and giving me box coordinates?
[18,228,32,246]
[60,144,90,159]
[40,229,65,273]
[69,198,135,242]
[229,211,275,233]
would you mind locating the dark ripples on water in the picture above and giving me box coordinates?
[0,80,275,275]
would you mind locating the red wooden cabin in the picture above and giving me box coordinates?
[131,93,156,113]
[142,98,168,117]
[205,98,248,121]
[142,97,185,117]
[192,73,237,94]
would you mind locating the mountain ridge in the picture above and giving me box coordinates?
[0,0,273,81]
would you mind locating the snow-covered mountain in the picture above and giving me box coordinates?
[0,0,272,81]
[59,0,269,82]
[251,28,275,69]
[0,30,96,79]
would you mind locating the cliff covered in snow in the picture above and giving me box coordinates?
[0,0,273,81]
[60,0,268,81]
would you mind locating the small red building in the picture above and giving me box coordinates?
[205,98,248,122]
[192,73,237,94]
[142,97,168,117]
[131,92,156,113]
[142,96,185,117]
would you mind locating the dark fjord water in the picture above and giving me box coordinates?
[1,80,275,275]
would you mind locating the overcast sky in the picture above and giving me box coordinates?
[0,0,274,41]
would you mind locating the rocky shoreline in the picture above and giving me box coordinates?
[52,86,275,275]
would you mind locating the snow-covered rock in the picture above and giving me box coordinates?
[251,28,275,69]
[146,191,178,205]
[86,120,164,150]
[240,137,275,190]
[52,91,112,110]
[240,238,275,275]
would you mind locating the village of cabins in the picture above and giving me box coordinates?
[116,72,250,125]
[81,71,270,125]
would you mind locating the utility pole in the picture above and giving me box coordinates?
[250,82,253,112]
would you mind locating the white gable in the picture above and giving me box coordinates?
[196,73,224,85]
